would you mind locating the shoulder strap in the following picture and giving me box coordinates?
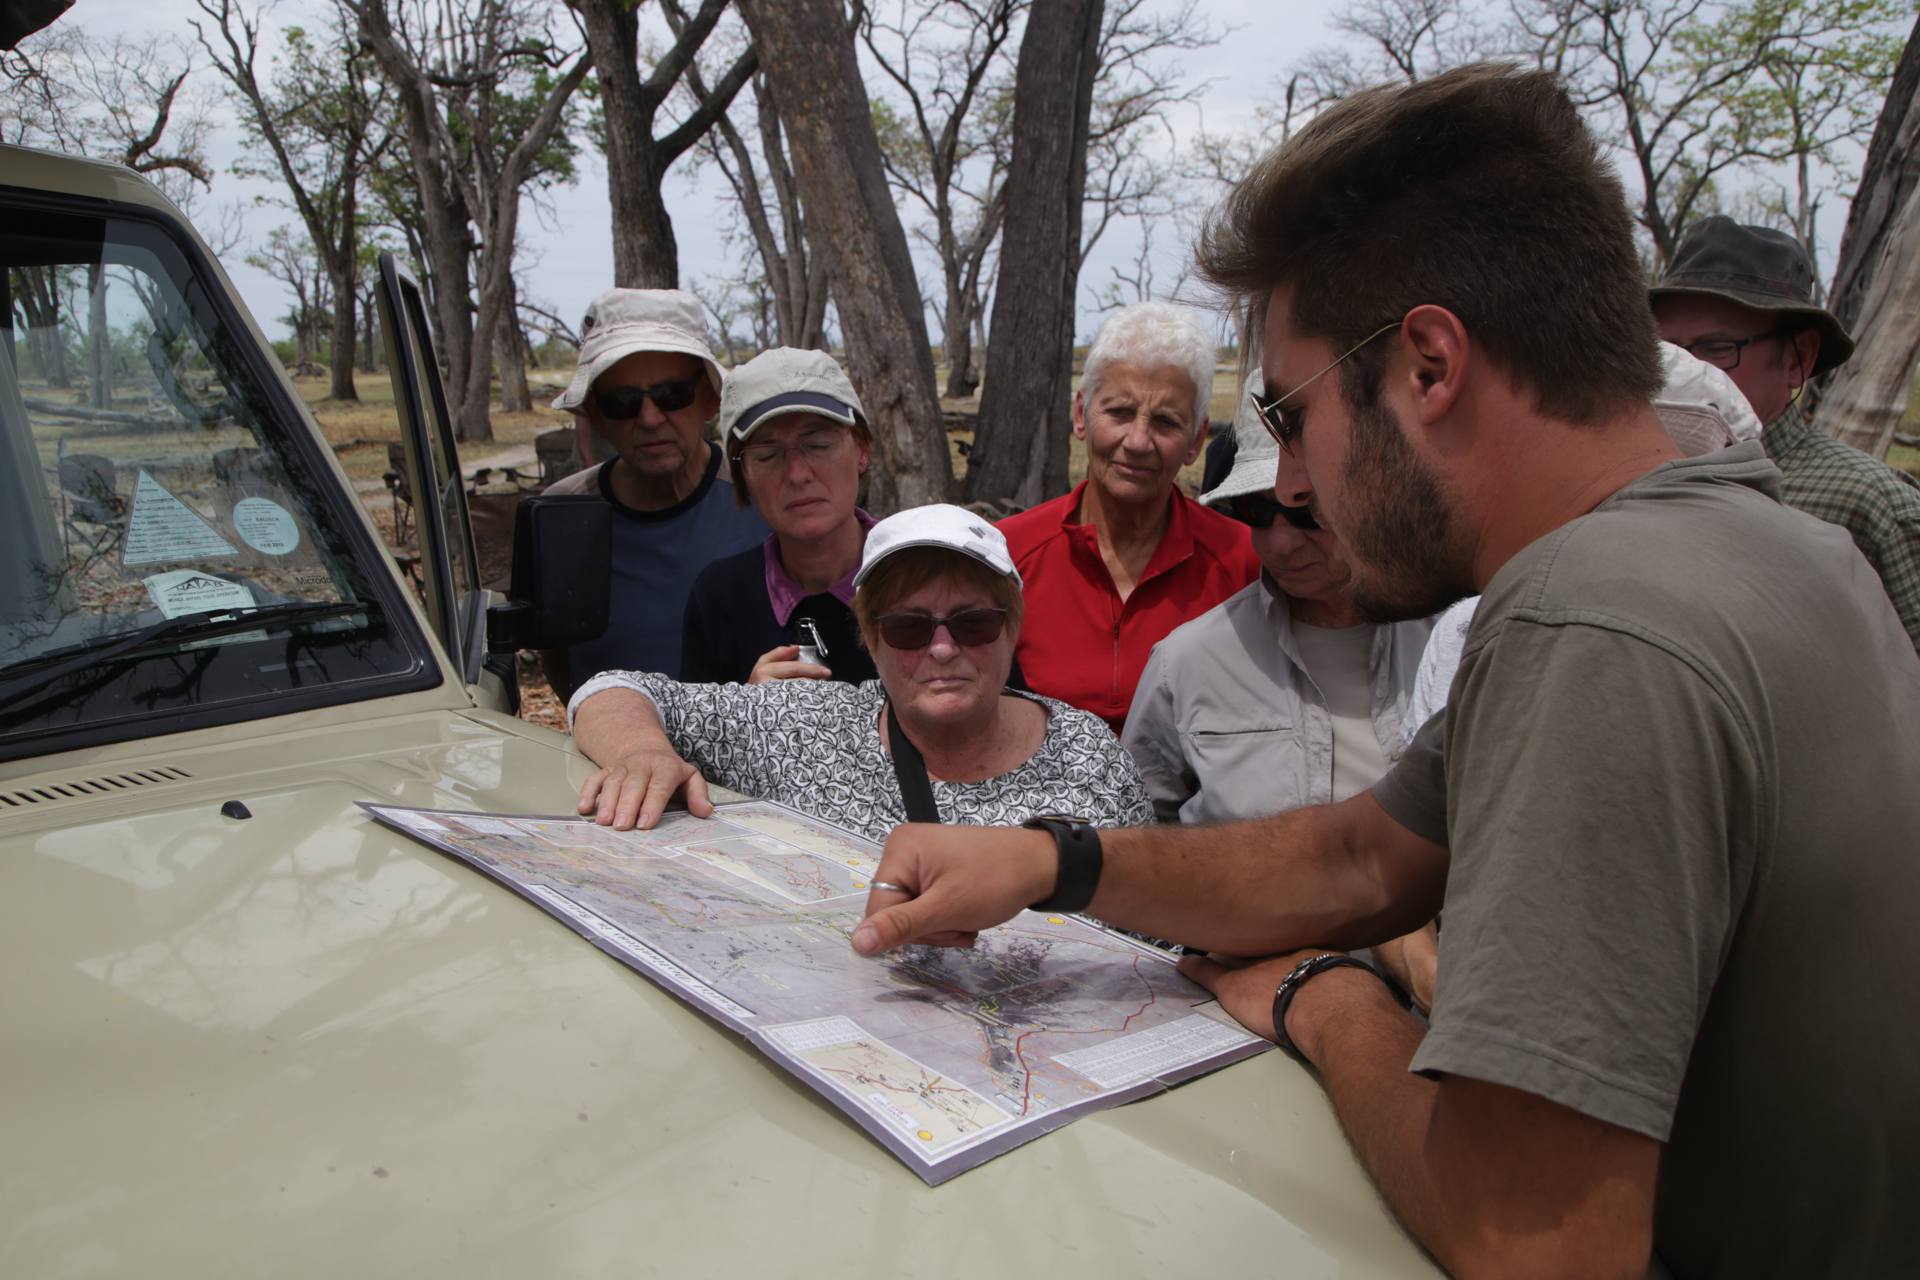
[884,698,942,824]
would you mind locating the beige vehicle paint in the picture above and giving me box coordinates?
[0,143,1441,1278]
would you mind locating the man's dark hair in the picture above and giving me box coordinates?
[1197,62,1663,422]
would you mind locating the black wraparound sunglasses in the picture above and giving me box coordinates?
[591,376,702,420]
[1226,493,1321,531]
[873,608,1008,650]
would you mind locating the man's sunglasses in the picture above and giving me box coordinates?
[1227,493,1320,531]
[873,607,1008,650]
[1250,321,1398,453]
[591,377,702,420]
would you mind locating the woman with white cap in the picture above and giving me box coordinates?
[678,347,879,687]
[567,505,1151,842]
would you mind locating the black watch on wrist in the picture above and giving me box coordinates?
[1270,953,1410,1063]
[1021,814,1103,912]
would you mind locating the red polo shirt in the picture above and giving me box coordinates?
[999,482,1260,734]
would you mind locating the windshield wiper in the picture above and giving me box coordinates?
[0,601,369,709]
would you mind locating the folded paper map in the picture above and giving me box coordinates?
[360,798,1268,1184]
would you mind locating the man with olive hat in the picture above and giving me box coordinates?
[1652,216,1920,650]
[541,289,769,695]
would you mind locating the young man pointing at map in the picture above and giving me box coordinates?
[851,64,1920,1279]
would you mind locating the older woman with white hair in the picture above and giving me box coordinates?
[569,504,1151,841]
[997,301,1260,733]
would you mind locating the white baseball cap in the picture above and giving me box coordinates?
[1197,365,1281,507]
[718,347,865,448]
[853,504,1022,590]
[551,289,725,412]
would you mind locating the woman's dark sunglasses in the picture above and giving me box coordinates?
[873,607,1008,650]
[1227,493,1320,531]
[591,377,702,420]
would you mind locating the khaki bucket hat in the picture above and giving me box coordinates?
[551,289,725,412]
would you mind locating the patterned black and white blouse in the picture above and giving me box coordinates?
[567,672,1154,842]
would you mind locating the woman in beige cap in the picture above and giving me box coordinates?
[678,347,879,686]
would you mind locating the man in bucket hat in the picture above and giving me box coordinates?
[541,289,769,695]
[1652,216,1920,651]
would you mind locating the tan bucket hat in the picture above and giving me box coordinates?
[551,289,725,412]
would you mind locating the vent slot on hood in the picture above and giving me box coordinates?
[0,767,194,808]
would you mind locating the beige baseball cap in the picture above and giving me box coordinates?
[853,504,1021,590]
[551,289,725,412]
[717,347,865,449]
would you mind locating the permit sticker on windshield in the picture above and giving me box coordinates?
[143,569,256,618]
[232,497,301,555]
[122,471,238,565]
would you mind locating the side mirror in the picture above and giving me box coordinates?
[486,495,611,653]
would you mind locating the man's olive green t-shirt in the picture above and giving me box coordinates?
[1373,443,1920,1277]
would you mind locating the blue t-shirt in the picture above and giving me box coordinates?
[566,445,769,684]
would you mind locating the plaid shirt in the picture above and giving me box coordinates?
[1764,403,1920,653]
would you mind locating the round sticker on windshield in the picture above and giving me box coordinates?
[233,497,300,555]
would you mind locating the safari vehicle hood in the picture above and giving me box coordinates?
[0,705,1439,1278]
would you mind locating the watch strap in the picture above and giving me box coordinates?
[1021,815,1103,912]
[1270,953,1409,1063]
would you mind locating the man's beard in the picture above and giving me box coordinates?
[1335,389,1476,624]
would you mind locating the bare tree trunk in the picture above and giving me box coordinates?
[737,0,951,513]
[498,274,530,412]
[86,264,110,409]
[326,205,358,400]
[1811,13,1920,458]
[966,0,1102,508]
[572,0,757,290]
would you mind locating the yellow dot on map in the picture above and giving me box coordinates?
[1047,916,1066,924]
[854,882,867,889]
[917,1130,934,1141]
[847,860,859,866]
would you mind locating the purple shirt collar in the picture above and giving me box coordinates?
[765,508,876,625]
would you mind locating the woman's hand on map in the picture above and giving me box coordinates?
[572,688,714,831]
[577,747,713,831]
[853,824,1058,955]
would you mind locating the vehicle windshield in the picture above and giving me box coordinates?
[1,190,430,758]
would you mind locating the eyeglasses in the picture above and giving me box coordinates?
[736,427,853,476]
[591,377,703,420]
[1225,493,1321,531]
[1676,328,1797,371]
[1250,322,1399,454]
[872,607,1009,650]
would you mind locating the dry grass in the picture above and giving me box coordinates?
[298,373,577,484]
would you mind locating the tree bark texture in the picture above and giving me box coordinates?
[572,0,758,290]
[1812,14,1920,458]
[737,0,951,514]
[965,0,1102,509]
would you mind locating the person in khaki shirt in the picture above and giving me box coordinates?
[1122,375,1435,826]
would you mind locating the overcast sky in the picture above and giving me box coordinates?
[58,0,1876,355]
[60,0,1343,353]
